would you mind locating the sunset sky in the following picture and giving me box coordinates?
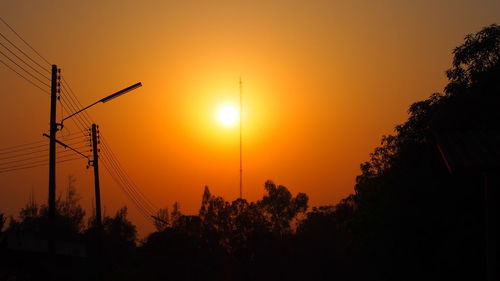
[1,0,499,236]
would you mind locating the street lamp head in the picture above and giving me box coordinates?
[100,82,142,103]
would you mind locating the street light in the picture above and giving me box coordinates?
[58,82,142,128]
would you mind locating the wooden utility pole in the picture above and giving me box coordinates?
[91,124,102,227]
[48,64,58,255]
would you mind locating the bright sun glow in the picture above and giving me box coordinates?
[217,105,239,126]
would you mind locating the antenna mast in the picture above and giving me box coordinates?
[239,77,243,199]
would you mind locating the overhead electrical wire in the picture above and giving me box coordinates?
[0,31,49,73]
[0,42,50,80]
[59,90,92,134]
[0,142,47,154]
[0,18,50,95]
[0,58,49,94]
[62,77,95,124]
[0,146,89,168]
[99,138,157,216]
[0,157,84,174]
[0,133,88,154]
[0,152,87,171]
[100,150,156,217]
[101,159,154,220]
[0,17,51,66]
[0,49,50,87]
[59,87,91,127]
[100,136,157,211]
[0,147,86,167]
[0,139,46,152]
[99,158,154,221]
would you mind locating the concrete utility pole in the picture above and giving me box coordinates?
[91,124,102,227]
[48,64,59,255]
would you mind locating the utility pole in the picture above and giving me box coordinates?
[91,124,102,227]
[48,64,59,255]
[91,124,103,281]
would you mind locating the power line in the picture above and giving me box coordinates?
[101,158,155,221]
[0,152,82,171]
[101,135,157,210]
[100,157,154,221]
[62,77,94,124]
[0,157,83,174]
[0,58,49,94]
[100,153,155,217]
[0,32,49,74]
[98,139,157,215]
[59,90,91,134]
[0,49,50,87]
[0,143,47,155]
[100,148,156,215]
[0,147,85,167]
[0,144,88,161]
[58,133,90,143]
[0,17,51,66]
[100,136,157,212]
[0,41,50,80]
[0,139,46,152]
[0,135,87,157]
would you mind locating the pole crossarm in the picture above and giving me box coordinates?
[42,133,89,160]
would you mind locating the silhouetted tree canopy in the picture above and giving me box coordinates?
[297,23,500,281]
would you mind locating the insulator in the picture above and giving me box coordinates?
[57,89,61,94]
[58,69,61,73]
[90,149,93,152]
[97,141,100,144]
[57,96,60,100]
[98,149,100,152]
[57,75,61,80]
[57,82,60,87]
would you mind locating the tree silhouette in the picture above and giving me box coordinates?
[258,180,308,235]
[297,23,500,281]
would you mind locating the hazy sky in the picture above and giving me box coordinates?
[1,0,499,235]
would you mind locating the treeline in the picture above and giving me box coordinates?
[0,178,310,280]
[1,24,499,281]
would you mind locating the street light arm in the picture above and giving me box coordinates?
[59,82,142,124]
[61,100,100,123]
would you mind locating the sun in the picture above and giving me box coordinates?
[217,105,239,126]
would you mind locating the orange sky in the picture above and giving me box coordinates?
[1,0,499,236]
